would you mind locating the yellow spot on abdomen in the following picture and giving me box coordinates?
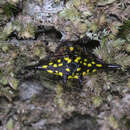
[47,70,53,73]
[57,59,61,63]
[87,69,90,73]
[66,68,70,72]
[42,65,48,69]
[64,57,69,61]
[88,63,92,67]
[49,62,53,65]
[74,59,79,63]
[67,59,72,63]
[55,71,59,75]
[84,59,87,62]
[83,62,87,66]
[68,75,72,79]
[69,47,74,51]
[74,75,79,79]
[53,64,57,67]
[92,69,97,72]
[74,57,81,63]
[64,57,71,64]
[77,68,81,71]
[59,72,63,76]
[92,61,95,64]
[58,63,63,66]
[82,72,86,76]
[96,64,102,67]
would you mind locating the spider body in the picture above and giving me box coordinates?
[25,41,120,83]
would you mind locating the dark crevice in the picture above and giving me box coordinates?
[7,25,100,51]
[85,39,100,50]
[8,26,62,41]
[35,26,62,40]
